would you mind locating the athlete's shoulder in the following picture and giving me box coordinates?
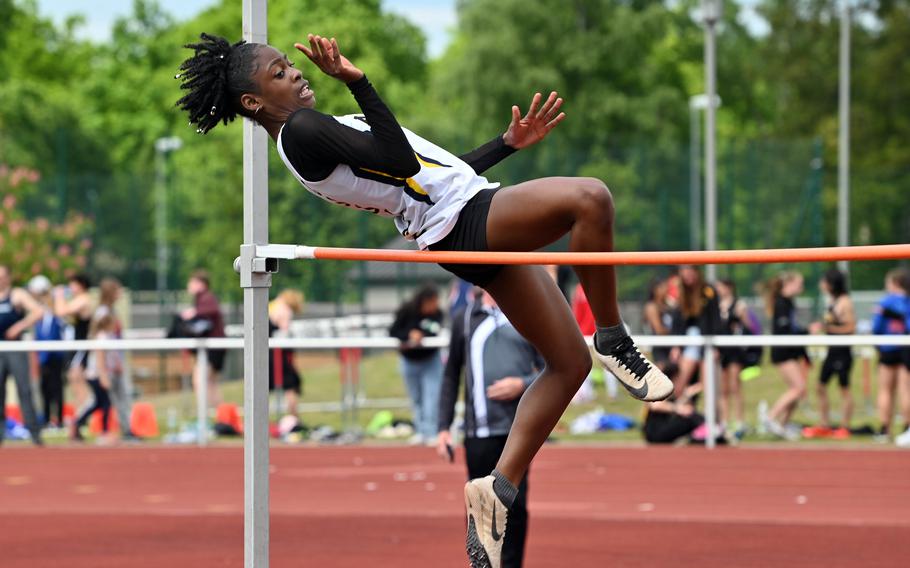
[281,108,338,143]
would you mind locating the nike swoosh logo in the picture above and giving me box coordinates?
[619,378,649,399]
[491,502,503,542]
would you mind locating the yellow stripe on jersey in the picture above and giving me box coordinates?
[355,166,433,203]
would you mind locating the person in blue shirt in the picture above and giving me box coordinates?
[872,268,910,440]
[28,276,67,429]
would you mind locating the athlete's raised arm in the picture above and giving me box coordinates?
[284,35,419,180]
[459,91,566,175]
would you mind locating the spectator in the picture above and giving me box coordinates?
[437,288,542,568]
[54,273,93,408]
[0,264,44,446]
[96,278,133,439]
[715,279,755,440]
[389,284,444,445]
[447,277,474,320]
[182,270,226,409]
[764,271,809,440]
[643,383,704,444]
[672,265,721,398]
[642,276,677,378]
[871,268,910,441]
[269,289,305,417]
[806,269,856,439]
[72,310,120,443]
[27,275,66,430]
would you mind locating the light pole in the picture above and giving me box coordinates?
[690,96,702,252]
[154,136,182,318]
[837,0,851,273]
[689,94,721,252]
[702,0,721,284]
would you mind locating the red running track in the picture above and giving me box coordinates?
[1,445,909,567]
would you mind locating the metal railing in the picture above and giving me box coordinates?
[2,334,908,449]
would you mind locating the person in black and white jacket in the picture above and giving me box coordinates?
[437,288,543,568]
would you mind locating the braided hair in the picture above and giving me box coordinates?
[175,33,262,134]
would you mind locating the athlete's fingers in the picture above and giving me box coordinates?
[294,42,315,60]
[524,92,541,120]
[309,35,324,62]
[536,91,558,119]
[546,112,567,130]
[320,37,333,64]
[330,38,342,68]
[511,105,521,124]
[544,97,564,120]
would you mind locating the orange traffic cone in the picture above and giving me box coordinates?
[215,403,243,434]
[62,403,76,422]
[88,409,120,435]
[5,405,23,425]
[130,403,159,438]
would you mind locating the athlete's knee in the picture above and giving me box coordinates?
[548,348,592,388]
[573,178,614,224]
[566,350,593,388]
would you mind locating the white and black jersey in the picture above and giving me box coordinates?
[276,76,515,249]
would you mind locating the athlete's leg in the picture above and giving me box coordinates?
[817,376,831,428]
[485,177,619,326]
[729,362,745,426]
[840,383,854,429]
[770,360,806,424]
[781,362,808,425]
[877,364,897,434]
[897,367,910,429]
[485,265,591,484]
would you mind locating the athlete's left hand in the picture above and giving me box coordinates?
[502,91,565,150]
[487,377,526,401]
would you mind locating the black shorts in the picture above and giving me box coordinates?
[719,347,746,369]
[193,348,226,372]
[879,349,903,367]
[771,346,809,365]
[904,348,910,371]
[820,348,853,388]
[269,350,302,394]
[428,187,504,287]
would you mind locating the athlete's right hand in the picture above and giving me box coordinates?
[295,34,364,84]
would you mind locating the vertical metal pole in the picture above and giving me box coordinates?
[704,338,717,450]
[704,6,718,284]
[196,346,208,447]
[242,1,270,567]
[155,148,168,317]
[155,148,168,393]
[689,104,701,251]
[837,1,851,273]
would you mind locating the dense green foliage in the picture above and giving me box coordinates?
[0,0,907,299]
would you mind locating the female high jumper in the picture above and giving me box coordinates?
[177,33,672,568]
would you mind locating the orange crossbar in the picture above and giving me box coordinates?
[308,244,910,266]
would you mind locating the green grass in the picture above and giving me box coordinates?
[140,348,890,445]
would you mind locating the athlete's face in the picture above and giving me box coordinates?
[783,275,804,297]
[679,266,700,287]
[246,46,315,118]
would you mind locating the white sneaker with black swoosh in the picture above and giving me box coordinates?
[595,336,673,402]
[464,476,507,568]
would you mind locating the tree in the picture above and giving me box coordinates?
[0,163,92,283]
